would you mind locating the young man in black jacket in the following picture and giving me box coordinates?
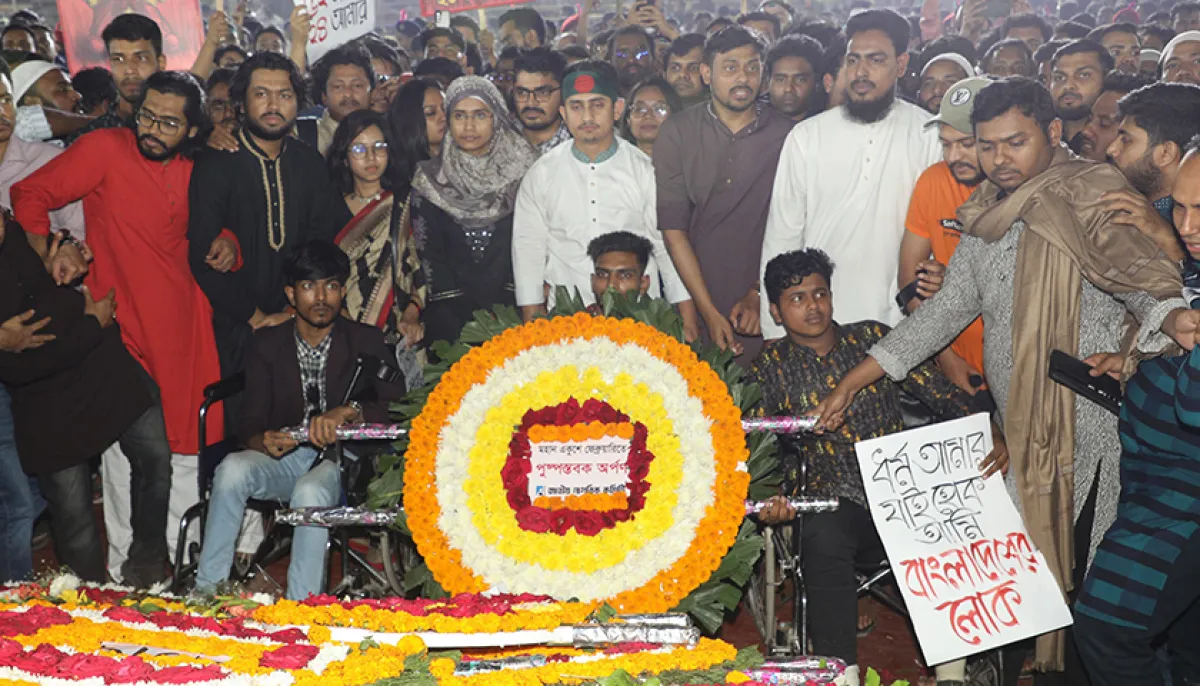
[195,240,403,600]
[0,218,171,586]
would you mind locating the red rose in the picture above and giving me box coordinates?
[50,653,119,678]
[573,512,607,536]
[104,607,150,624]
[259,644,319,669]
[302,594,339,606]
[551,509,573,536]
[9,643,66,673]
[0,638,22,661]
[267,628,308,644]
[516,507,553,533]
[107,656,156,683]
[151,664,228,683]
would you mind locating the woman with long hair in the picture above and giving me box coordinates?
[619,77,683,158]
[410,75,539,349]
[328,109,426,347]
[386,78,448,198]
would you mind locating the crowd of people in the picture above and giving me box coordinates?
[0,0,1197,684]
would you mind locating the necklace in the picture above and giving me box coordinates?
[350,189,382,204]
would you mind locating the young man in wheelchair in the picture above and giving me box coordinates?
[194,240,404,601]
[749,249,1007,686]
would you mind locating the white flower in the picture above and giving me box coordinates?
[48,572,80,598]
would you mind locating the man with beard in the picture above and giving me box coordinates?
[916,51,973,113]
[11,57,84,116]
[1161,31,1200,84]
[65,14,165,143]
[13,70,225,583]
[1103,82,1200,261]
[663,33,708,108]
[1049,39,1113,154]
[513,60,691,319]
[1078,71,1151,162]
[298,44,374,157]
[608,26,657,94]
[194,241,401,601]
[761,9,940,340]
[656,26,792,361]
[765,34,822,120]
[188,52,350,404]
[513,48,572,152]
[898,77,991,394]
[815,77,1198,683]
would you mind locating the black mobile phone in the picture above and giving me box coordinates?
[1047,349,1122,416]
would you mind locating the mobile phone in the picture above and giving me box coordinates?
[1047,349,1122,416]
[435,10,451,28]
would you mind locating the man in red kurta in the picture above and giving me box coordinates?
[13,71,223,578]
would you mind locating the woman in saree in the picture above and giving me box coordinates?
[328,109,426,348]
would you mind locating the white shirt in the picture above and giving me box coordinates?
[513,138,689,306]
[759,100,941,339]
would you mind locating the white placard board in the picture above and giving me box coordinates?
[297,0,376,63]
[527,436,631,499]
[854,413,1072,665]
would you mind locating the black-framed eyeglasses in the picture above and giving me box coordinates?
[615,49,651,61]
[630,103,671,118]
[136,109,183,135]
[513,86,560,102]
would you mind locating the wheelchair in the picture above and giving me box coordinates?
[171,355,409,598]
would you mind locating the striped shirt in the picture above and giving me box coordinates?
[1074,253,1200,629]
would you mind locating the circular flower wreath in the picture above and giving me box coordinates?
[402,311,751,613]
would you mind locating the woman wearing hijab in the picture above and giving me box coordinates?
[411,76,540,349]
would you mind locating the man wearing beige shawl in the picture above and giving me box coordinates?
[811,77,1200,681]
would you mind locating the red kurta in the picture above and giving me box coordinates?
[13,128,223,454]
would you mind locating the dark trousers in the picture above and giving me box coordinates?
[801,500,885,667]
[1074,532,1200,686]
[39,402,172,584]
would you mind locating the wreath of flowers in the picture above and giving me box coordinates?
[369,292,783,629]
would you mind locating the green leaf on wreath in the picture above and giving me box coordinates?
[596,668,639,686]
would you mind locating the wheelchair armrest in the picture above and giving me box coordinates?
[204,373,246,404]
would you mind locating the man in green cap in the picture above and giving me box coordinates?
[897,76,992,395]
[513,59,693,324]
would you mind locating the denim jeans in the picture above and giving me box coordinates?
[196,446,346,601]
[38,401,173,584]
[0,385,36,582]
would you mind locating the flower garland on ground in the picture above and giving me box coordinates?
[400,309,749,612]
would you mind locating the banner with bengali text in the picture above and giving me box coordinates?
[417,0,532,18]
[854,413,1072,665]
[57,0,204,73]
[296,0,376,63]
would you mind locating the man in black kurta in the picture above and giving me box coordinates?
[187,52,351,395]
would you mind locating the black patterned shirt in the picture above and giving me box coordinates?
[295,327,332,423]
[747,321,981,508]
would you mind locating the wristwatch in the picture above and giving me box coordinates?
[347,400,363,419]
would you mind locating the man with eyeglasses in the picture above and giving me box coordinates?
[487,46,520,99]
[663,33,708,108]
[419,27,468,71]
[513,47,572,152]
[187,52,350,427]
[13,71,225,586]
[194,240,403,601]
[204,68,237,133]
[608,26,658,93]
[514,60,692,322]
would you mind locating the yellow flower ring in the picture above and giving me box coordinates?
[404,313,750,612]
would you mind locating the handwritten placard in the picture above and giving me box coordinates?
[297,0,376,63]
[854,413,1072,665]
[528,435,631,499]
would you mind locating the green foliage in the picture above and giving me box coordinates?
[367,292,781,630]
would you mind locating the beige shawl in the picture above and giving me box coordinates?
[957,146,1182,670]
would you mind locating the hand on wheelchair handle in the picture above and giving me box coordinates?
[263,430,298,458]
[757,495,797,525]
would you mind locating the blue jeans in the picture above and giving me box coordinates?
[0,385,42,583]
[196,446,346,600]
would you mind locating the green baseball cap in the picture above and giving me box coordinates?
[925,76,992,136]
